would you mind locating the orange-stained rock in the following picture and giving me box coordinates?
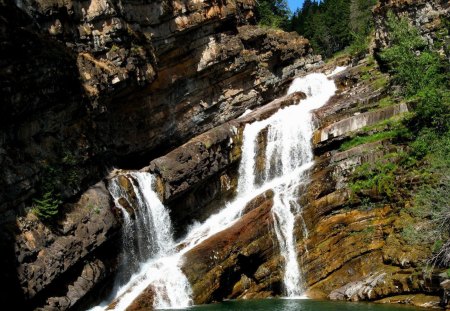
[126,287,155,311]
[1,0,318,307]
[181,194,283,304]
[376,294,441,308]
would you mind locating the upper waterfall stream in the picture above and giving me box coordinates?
[92,72,338,310]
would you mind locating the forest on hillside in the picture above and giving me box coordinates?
[257,0,377,57]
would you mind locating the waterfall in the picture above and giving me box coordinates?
[92,71,338,310]
[232,73,338,296]
[263,73,338,296]
[92,172,192,311]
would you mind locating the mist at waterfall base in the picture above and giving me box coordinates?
[160,299,424,311]
[92,72,343,310]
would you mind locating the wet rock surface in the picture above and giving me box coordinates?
[1,0,318,307]
[146,92,305,232]
[181,194,282,304]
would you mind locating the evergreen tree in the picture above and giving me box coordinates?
[290,0,376,58]
[256,0,291,30]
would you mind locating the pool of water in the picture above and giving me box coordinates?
[161,299,424,311]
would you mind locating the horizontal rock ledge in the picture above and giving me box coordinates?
[143,91,306,203]
[312,103,409,153]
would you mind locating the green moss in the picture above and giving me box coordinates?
[349,153,400,198]
[372,75,389,89]
[87,203,100,214]
[204,140,213,149]
[401,224,420,245]
[340,130,397,151]
[361,115,405,133]
[378,96,396,108]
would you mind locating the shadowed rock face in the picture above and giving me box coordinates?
[0,0,318,307]
[0,181,121,310]
[0,0,318,217]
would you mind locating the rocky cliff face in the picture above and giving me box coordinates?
[3,0,449,310]
[0,0,321,309]
[110,0,450,308]
[299,2,449,307]
[299,63,446,308]
[1,0,318,217]
[374,0,449,58]
[124,58,450,310]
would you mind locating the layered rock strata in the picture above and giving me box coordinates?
[1,0,320,308]
[1,182,120,310]
[297,62,449,309]
[118,91,307,308]
[374,0,449,58]
[145,91,305,233]
[124,60,450,310]
[0,0,319,219]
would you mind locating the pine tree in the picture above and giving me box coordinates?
[290,0,376,58]
[256,0,291,30]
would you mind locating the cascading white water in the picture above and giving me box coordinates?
[108,178,136,283]
[263,73,338,296]
[92,172,192,311]
[230,73,338,296]
[93,71,339,310]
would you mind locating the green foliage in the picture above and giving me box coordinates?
[412,87,450,134]
[401,224,419,245]
[290,0,376,58]
[433,240,444,253]
[340,131,398,152]
[32,191,62,220]
[256,0,290,30]
[447,268,450,278]
[410,128,439,159]
[350,154,399,198]
[408,132,450,266]
[379,12,450,134]
[341,11,450,267]
[32,148,81,221]
[378,96,395,108]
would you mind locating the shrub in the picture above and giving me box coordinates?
[350,155,399,198]
[373,10,450,268]
[411,136,450,267]
[32,191,62,220]
[413,88,450,134]
[379,12,450,134]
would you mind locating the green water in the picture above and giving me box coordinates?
[161,299,424,311]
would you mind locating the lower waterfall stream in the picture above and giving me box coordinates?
[92,72,338,310]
